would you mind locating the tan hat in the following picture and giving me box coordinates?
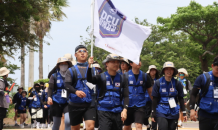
[57,57,70,64]
[147,65,157,73]
[102,54,123,65]
[178,68,188,77]
[93,63,101,69]
[122,58,129,65]
[160,61,178,76]
[64,53,76,65]
[0,67,10,77]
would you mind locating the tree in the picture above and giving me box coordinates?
[157,1,218,72]
[20,44,25,87]
[34,0,68,79]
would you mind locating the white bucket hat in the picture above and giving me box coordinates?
[160,61,178,76]
[93,63,101,69]
[0,67,10,77]
[122,58,129,65]
[147,65,157,73]
[64,53,76,65]
[178,68,188,77]
[102,54,123,65]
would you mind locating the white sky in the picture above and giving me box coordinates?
[8,0,216,90]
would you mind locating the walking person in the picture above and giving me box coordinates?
[13,86,23,126]
[17,91,28,128]
[29,83,44,129]
[151,62,187,130]
[87,54,129,130]
[47,57,72,130]
[177,68,192,128]
[0,67,11,130]
[123,60,153,130]
[190,56,218,130]
[144,65,159,130]
[118,58,131,75]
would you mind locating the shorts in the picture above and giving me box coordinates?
[31,108,43,119]
[124,107,145,126]
[98,110,122,130]
[50,101,68,117]
[68,104,96,126]
[18,109,26,114]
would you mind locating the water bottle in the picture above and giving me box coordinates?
[5,95,10,103]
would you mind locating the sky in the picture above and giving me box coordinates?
[8,0,216,91]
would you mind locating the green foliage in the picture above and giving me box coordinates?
[6,104,15,118]
[157,1,218,71]
[34,79,49,84]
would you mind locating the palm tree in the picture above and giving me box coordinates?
[34,0,68,79]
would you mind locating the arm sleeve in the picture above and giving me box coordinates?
[48,75,55,97]
[178,97,186,116]
[87,68,102,87]
[152,96,158,117]
[145,75,153,89]
[177,81,184,98]
[65,69,77,94]
[189,88,199,110]
[122,75,129,109]
[188,80,193,95]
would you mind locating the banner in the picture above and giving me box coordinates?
[93,0,152,64]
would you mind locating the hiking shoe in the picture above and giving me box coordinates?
[24,123,28,126]
[15,123,19,126]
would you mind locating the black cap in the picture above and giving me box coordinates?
[213,56,218,66]
[75,45,87,53]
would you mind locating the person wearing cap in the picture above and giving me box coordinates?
[93,61,103,75]
[28,83,44,128]
[144,65,159,130]
[12,86,24,126]
[123,60,153,130]
[151,62,187,130]
[17,91,28,128]
[190,56,218,130]
[118,58,131,75]
[47,54,74,79]
[177,68,192,128]
[64,45,96,130]
[87,54,129,130]
[47,57,71,130]
[0,67,10,130]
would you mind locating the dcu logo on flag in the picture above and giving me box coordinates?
[99,0,126,38]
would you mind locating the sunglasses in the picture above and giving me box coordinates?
[76,50,88,53]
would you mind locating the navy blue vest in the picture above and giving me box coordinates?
[18,97,27,110]
[156,77,180,115]
[199,71,218,114]
[98,71,123,113]
[68,65,93,103]
[127,70,147,107]
[52,72,68,104]
[31,91,42,108]
[145,78,156,102]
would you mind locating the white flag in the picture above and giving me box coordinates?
[93,0,152,64]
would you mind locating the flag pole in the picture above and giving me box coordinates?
[90,0,95,57]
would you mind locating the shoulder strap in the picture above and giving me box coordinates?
[201,72,211,97]
[142,72,146,92]
[98,73,106,100]
[69,67,78,88]
[52,73,57,93]
[185,79,189,90]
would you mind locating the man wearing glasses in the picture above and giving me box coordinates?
[65,45,96,130]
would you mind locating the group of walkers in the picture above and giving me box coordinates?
[0,44,218,130]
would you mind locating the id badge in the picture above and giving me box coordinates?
[162,88,166,92]
[86,82,95,90]
[61,89,67,98]
[183,88,187,95]
[168,97,176,108]
[214,87,218,99]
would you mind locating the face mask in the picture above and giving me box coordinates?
[180,74,185,76]
[35,87,40,91]
[60,64,68,72]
